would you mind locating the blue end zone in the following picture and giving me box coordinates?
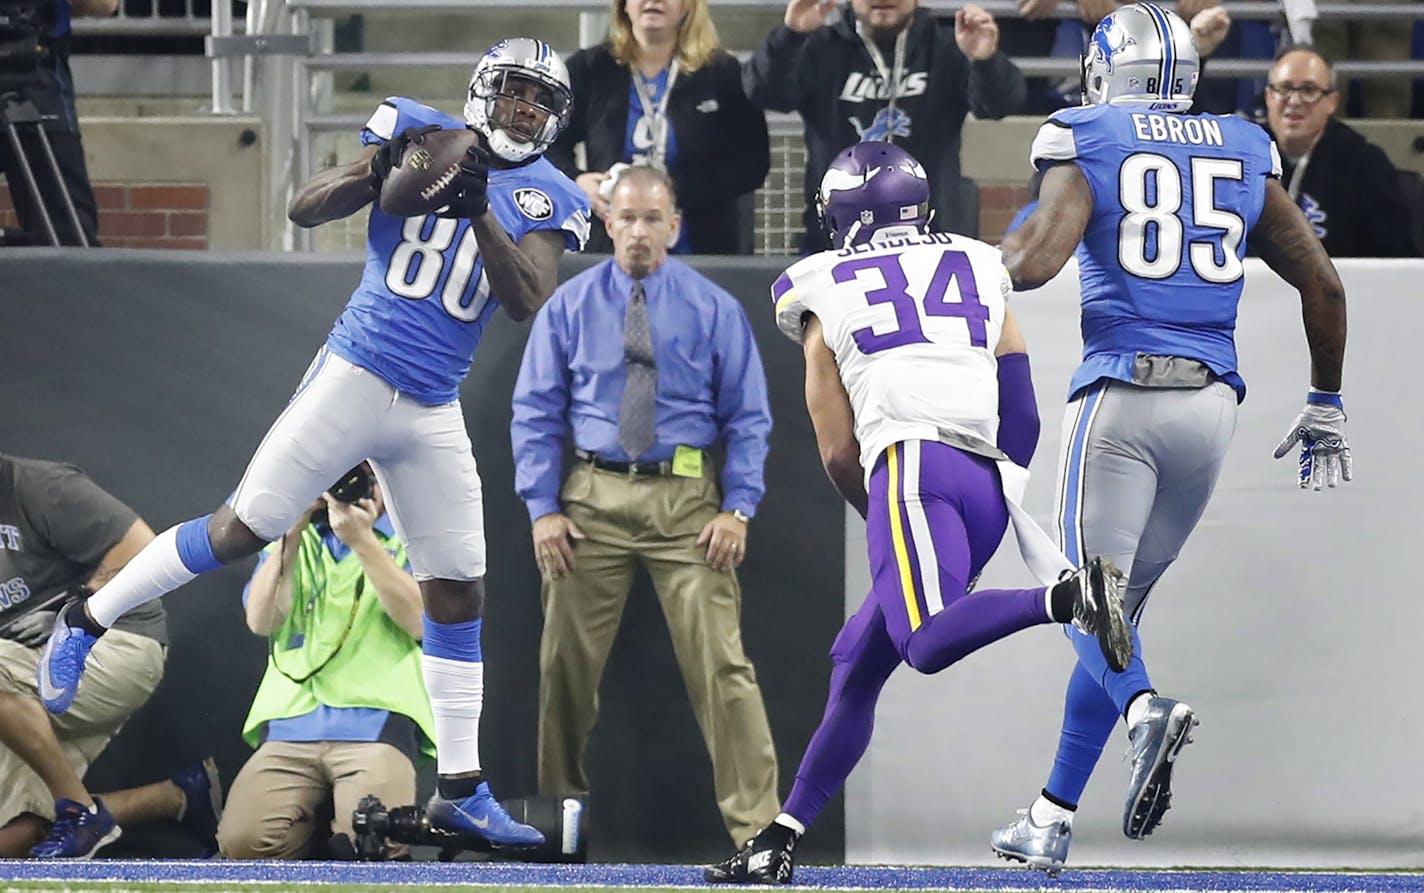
[2,861,1423,891]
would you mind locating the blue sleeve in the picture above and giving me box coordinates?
[710,290,772,516]
[359,97,463,148]
[511,295,574,523]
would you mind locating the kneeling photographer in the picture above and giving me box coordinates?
[217,462,434,861]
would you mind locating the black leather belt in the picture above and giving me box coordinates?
[575,449,675,478]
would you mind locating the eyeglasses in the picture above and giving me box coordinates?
[1266,82,1335,104]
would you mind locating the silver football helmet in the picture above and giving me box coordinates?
[464,38,573,163]
[1082,3,1199,113]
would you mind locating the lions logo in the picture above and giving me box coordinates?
[1089,14,1137,75]
[514,188,554,221]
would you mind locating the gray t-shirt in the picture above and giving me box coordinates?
[0,455,167,644]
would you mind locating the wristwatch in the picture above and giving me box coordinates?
[730,509,751,524]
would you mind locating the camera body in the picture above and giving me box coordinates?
[0,1,48,90]
[311,463,376,528]
[351,794,589,863]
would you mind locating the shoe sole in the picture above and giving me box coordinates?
[1124,704,1198,839]
[1087,557,1134,673]
[992,845,1064,878]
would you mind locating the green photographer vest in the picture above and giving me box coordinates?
[242,522,436,759]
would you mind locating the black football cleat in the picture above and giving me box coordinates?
[705,824,798,885]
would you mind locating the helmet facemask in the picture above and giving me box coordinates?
[464,38,573,163]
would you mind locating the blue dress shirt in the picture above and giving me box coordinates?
[512,257,772,523]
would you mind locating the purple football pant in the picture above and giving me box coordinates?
[781,440,1053,829]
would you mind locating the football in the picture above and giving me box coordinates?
[378,128,478,218]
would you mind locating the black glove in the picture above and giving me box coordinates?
[0,608,59,648]
[437,145,491,219]
[368,124,441,191]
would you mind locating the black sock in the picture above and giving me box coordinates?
[758,821,798,849]
[65,602,107,638]
[437,773,482,801]
[1048,576,1076,623]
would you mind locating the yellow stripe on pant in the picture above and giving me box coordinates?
[887,444,922,631]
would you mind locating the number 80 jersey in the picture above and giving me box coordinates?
[772,232,1011,477]
[1031,104,1280,402]
[325,97,590,406]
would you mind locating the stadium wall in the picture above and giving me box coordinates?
[3,252,1417,867]
[847,258,1424,870]
[0,250,843,864]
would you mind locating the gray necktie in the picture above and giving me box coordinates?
[618,280,657,460]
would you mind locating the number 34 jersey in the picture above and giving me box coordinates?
[326,97,590,406]
[1032,104,1280,402]
[772,232,1011,477]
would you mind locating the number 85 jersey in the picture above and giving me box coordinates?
[1031,104,1280,402]
[326,97,590,406]
[772,232,1011,476]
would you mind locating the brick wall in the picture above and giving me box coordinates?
[0,181,209,249]
[978,183,1035,245]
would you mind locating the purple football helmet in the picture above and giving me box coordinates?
[817,141,931,249]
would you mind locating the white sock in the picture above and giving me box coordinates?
[1029,795,1074,827]
[774,813,806,836]
[87,526,198,628]
[422,653,483,776]
[1126,691,1155,729]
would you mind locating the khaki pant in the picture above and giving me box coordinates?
[1312,0,1414,118]
[217,740,416,860]
[0,630,164,824]
[537,463,779,847]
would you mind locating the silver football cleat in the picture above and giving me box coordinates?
[990,808,1071,878]
[1123,696,1198,839]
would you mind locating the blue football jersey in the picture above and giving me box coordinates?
[325,97,591,405]
[1030,104,1282,401]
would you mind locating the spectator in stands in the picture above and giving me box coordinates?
[511,167,778,849]
[998,0,1067,115]
[218,463,433,861]
[548,0,770,254]
[0,0,111,246]
[0,453,219,858]
[1263,47,1418,257]
[1310,0,1413,118]
[743,0,1025,251]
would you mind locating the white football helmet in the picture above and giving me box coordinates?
[464,38,573,163]
[1082,2,1199,113]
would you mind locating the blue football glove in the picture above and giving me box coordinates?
[1272,391,1353,490]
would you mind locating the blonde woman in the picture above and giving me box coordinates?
[548,0,770,254]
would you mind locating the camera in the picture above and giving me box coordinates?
[0,1,46,89]
[327,462,375,504]
[351,794,588,863]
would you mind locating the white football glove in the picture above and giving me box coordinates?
[1273,392,1352,490]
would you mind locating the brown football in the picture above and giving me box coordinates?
[378,128,478,218]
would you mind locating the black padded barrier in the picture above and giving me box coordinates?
[0,249,846,864]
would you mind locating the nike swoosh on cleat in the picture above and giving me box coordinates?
[37,654,65,706]
[470,815,491,829]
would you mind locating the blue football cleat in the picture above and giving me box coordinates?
[37,608,99,715]
[991,808,1071,877]
[426,782,545,847]
[172,758,224,857]
[1124,696,1198,839]
[31,798,122,859]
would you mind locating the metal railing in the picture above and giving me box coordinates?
[195,0,1424,249]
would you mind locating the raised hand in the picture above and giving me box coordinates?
[785,0,837,33]
[955,5,1000,61]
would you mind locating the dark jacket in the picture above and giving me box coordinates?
[548,44,771,255]
[743,5,1026,251]
[1273,118,1418,258]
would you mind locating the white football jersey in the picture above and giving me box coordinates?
[772,231,1011,479]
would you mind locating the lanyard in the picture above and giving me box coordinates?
[857,24,908,144]
[631,60,680,170]
[1285,152,1311,202]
